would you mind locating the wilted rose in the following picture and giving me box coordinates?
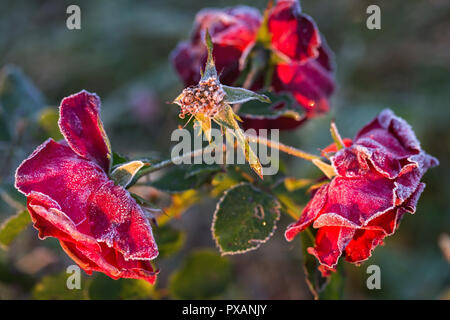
[285,109,438,275]
[15,90,159,283]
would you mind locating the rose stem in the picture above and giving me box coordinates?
[135,133,321,181]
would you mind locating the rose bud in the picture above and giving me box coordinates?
[285,109,439,275]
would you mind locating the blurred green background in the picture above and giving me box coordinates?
[0,0,449,299]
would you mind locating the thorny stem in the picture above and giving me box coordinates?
[136,133,321,181]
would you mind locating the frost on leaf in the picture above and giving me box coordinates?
[212,183,280,255]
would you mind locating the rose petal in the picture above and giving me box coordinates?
[344,228,385,264]
[401,182,425,214]
[331,145,371,178]
[319,169,396,227]
[60,241,158,284]
[27,191,98,249]
[287,109,438,273]
[268,0,321,63]
[15,138,159,276]
[87,180,158,261]
[307,226,355,268]
[272,42,335,117]
[15,139,107,226]
[59,90,112,172]
[356,109,421,153]
[27,192,157,284]
[285,184,329,241]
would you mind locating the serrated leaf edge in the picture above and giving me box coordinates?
[211,182,281,256]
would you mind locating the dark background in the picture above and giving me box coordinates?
[0,0,449,299]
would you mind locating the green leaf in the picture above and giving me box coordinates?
[150,165,217,193]
[130,193,160,211]
[111,151,129,167]
[88,274,155,300]
[0,64,45,117]
[201,29,218,81]
[238,91,304,122]
[150,166,200,193]
[154,224,185,258]
[214,103,263,178]
[38,107,63,140]
[212,183,280,254]
[169,249,232,299]
[110,160,148,188]
[222,85,270,105]
[0,210,31,248]
[185,163,222,178]
[32,272,88,300]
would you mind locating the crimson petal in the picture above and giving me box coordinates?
[60,241,158,284]
[15,138,159,282]
[268,0,321,63]
[285,184,328,241]
[59,90,112,172]
[307,226,355,268]
[15,139,107,226]
[87,180,158,261]
[344,229,385,264]
[317,169,396,227]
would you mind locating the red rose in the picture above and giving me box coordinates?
[15,90,159,283]
[170,0,335,130]
[285,109,438,275]
[171,6,262,87]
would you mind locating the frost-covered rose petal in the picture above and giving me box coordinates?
[16,139,107,227]
[15,92,159,283]
[26,192,155,283]
[268,0,320,63]
[285,109,438,272]
[271,43,335,118]
[307,226,355,268]
[59,90,111,172]
[285,184,328,241]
